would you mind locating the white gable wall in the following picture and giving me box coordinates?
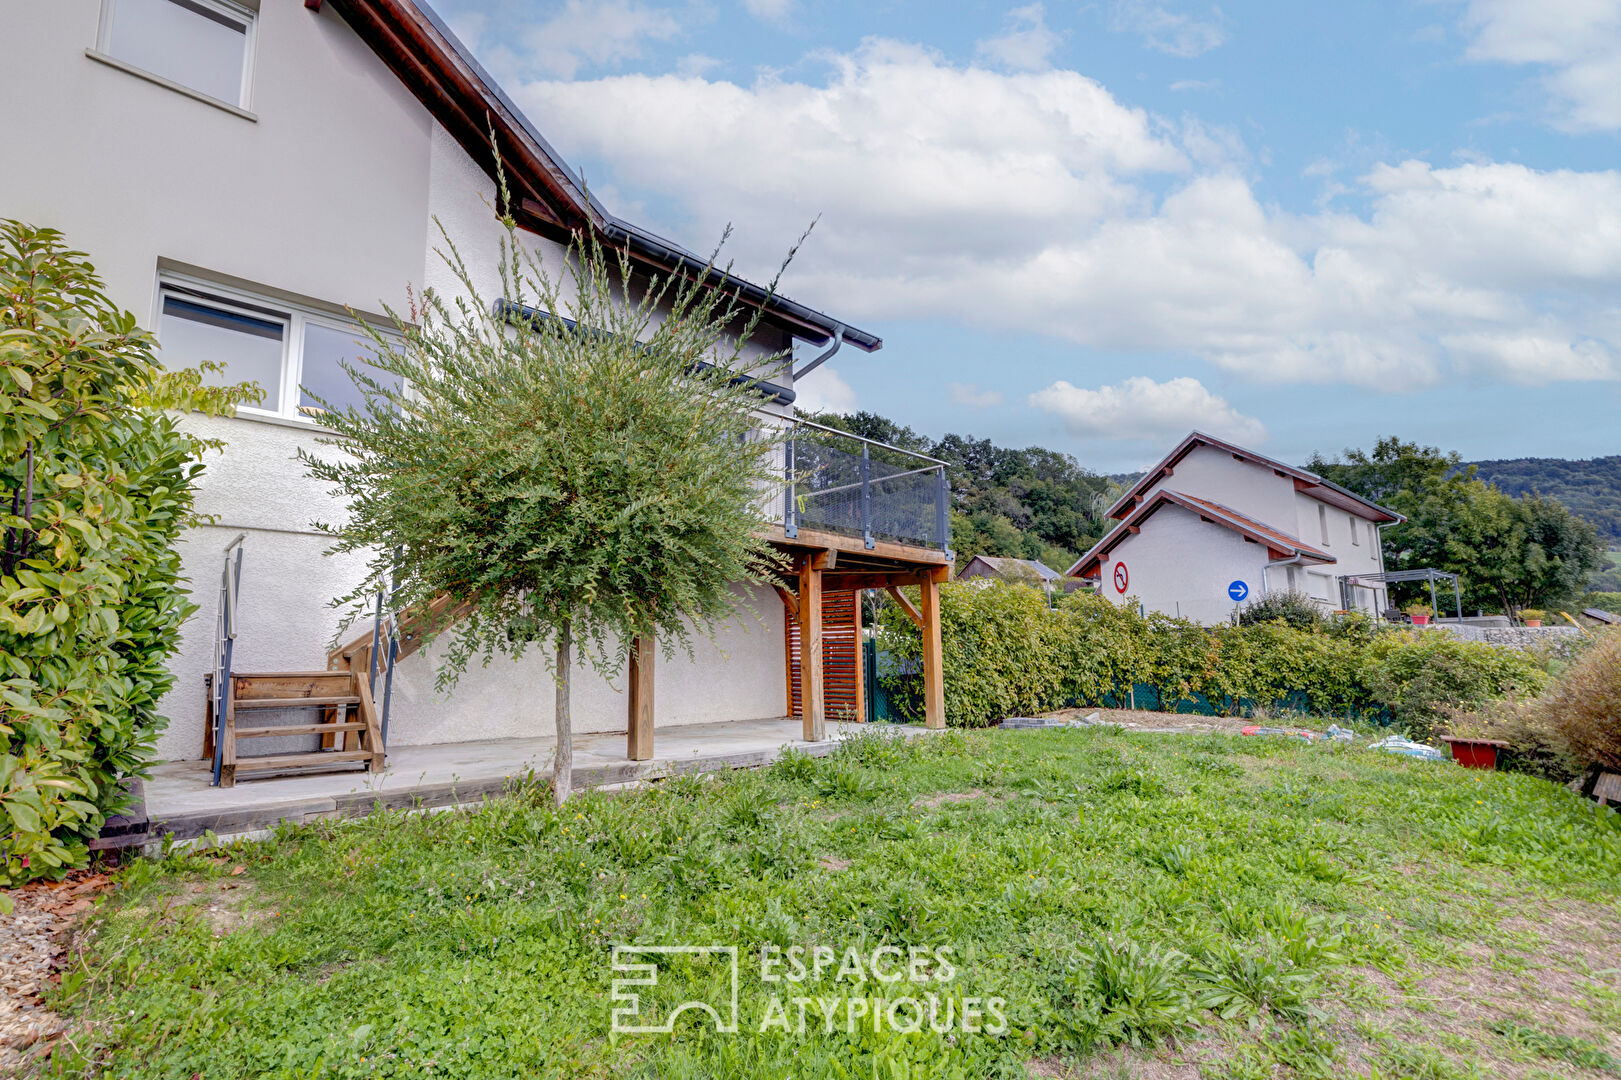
[1095,505,1272,625]
[1136,444,1297,528]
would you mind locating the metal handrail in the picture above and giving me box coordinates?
[787,416,949,466]
[209,533,246,787]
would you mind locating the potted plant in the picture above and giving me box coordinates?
[1404,602,1433,626]
[1438,734,1509,769]
[1520,608,1544,628]
[1438,713,1510,770]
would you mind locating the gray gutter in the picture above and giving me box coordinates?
[494,300,796,406]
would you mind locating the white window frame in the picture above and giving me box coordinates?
[1317,503,1330,545]
[96,0,259,110]
[156,274,399,424]
[1349,511,1359,545]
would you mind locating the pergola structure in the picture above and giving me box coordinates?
[1346,568,1463,621]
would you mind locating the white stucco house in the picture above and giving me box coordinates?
[1067,432,1404,624]
[2,0,953,785]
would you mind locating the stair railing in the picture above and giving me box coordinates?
[209,534,246,787]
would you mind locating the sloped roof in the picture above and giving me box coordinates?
[313,0,879,352]
[964,556,1062,581]
[1105,432,1403,525]
[1067,489,1336,579]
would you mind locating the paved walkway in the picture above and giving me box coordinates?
[143,718,924,842]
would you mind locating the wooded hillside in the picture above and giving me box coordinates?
[1466,455,1621,544]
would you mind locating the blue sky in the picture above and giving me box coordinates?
[436,0,1621,472]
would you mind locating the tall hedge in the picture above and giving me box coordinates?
[876,581,1547,735]
[1,222,250,888]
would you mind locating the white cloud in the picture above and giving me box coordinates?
[1169,78,1220,92]
[501,0,683,80]
[1441,332,1619,383]
[742,0,793,22]
[676,53,721,77]
[794,365,857,413]
[1028,376,1266,444]
[949,382,1006,407]
[976,4,1063,72]
[1460,0,1621,131]
[1108,1,1227,58]
[511,41,1621,393]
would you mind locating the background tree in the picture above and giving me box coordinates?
[306,213,791,804]
[1311,438,1605,614]
[808,410,1117,569]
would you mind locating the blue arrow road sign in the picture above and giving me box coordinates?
[1228,580,1249,602]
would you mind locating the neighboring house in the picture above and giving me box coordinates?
[2,0,952,779]
[1066,432,1403,624]
[957,556,1090,596]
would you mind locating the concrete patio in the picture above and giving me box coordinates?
[137,717,927,844]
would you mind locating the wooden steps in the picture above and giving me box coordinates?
[210,669,385,787]
[231,749,375,775]
[236,722,368,739]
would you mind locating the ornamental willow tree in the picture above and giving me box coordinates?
[304,210,794,804]
[1,221,255,888]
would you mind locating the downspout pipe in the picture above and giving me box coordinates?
[792,324,844,382]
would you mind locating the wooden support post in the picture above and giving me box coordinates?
[627,634,654,761]
[920,568,946,730]
[799,554,826,742]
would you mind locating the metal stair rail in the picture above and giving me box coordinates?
[209,534,245,787]
[205,536,387,788]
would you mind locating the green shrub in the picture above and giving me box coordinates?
[1365,631,1549,739]
[1237,590,1327,631]
[1544,628,1621,772]
[0,222,250,887]
[876,580,1549,732]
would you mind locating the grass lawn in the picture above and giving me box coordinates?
[43,728,1621,1079]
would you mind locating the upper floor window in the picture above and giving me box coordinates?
[1368,522,1377,550]
[157,279,399,422]
[98,0,256,107]
[1349,512,1359,545]
[1317,503,1329,545]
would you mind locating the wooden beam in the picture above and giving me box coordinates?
[824,570,939,592]
[627,635,654,761]
[798,558,825,742]
[885,585,924,629]
[304,0,323,9]
[772,584,800,617]
[763,524,952,566]
[919,568,947,730]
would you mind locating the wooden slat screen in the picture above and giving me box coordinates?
[785,589,863,723]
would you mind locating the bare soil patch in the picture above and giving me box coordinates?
[1041,707,1257,735]
[912,787,989,809]
[0,872,112,1073]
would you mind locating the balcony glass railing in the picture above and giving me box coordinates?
[771,419,952,553]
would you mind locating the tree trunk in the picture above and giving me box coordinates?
[553,619,573,807]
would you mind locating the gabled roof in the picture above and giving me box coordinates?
[962,556,1062,581]
[312,0,880,353]
[1105,431,1403,524]
[1067,489,1336,579]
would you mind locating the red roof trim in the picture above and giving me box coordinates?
[1066,489,1337,578]
[1105,431,1403,524]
